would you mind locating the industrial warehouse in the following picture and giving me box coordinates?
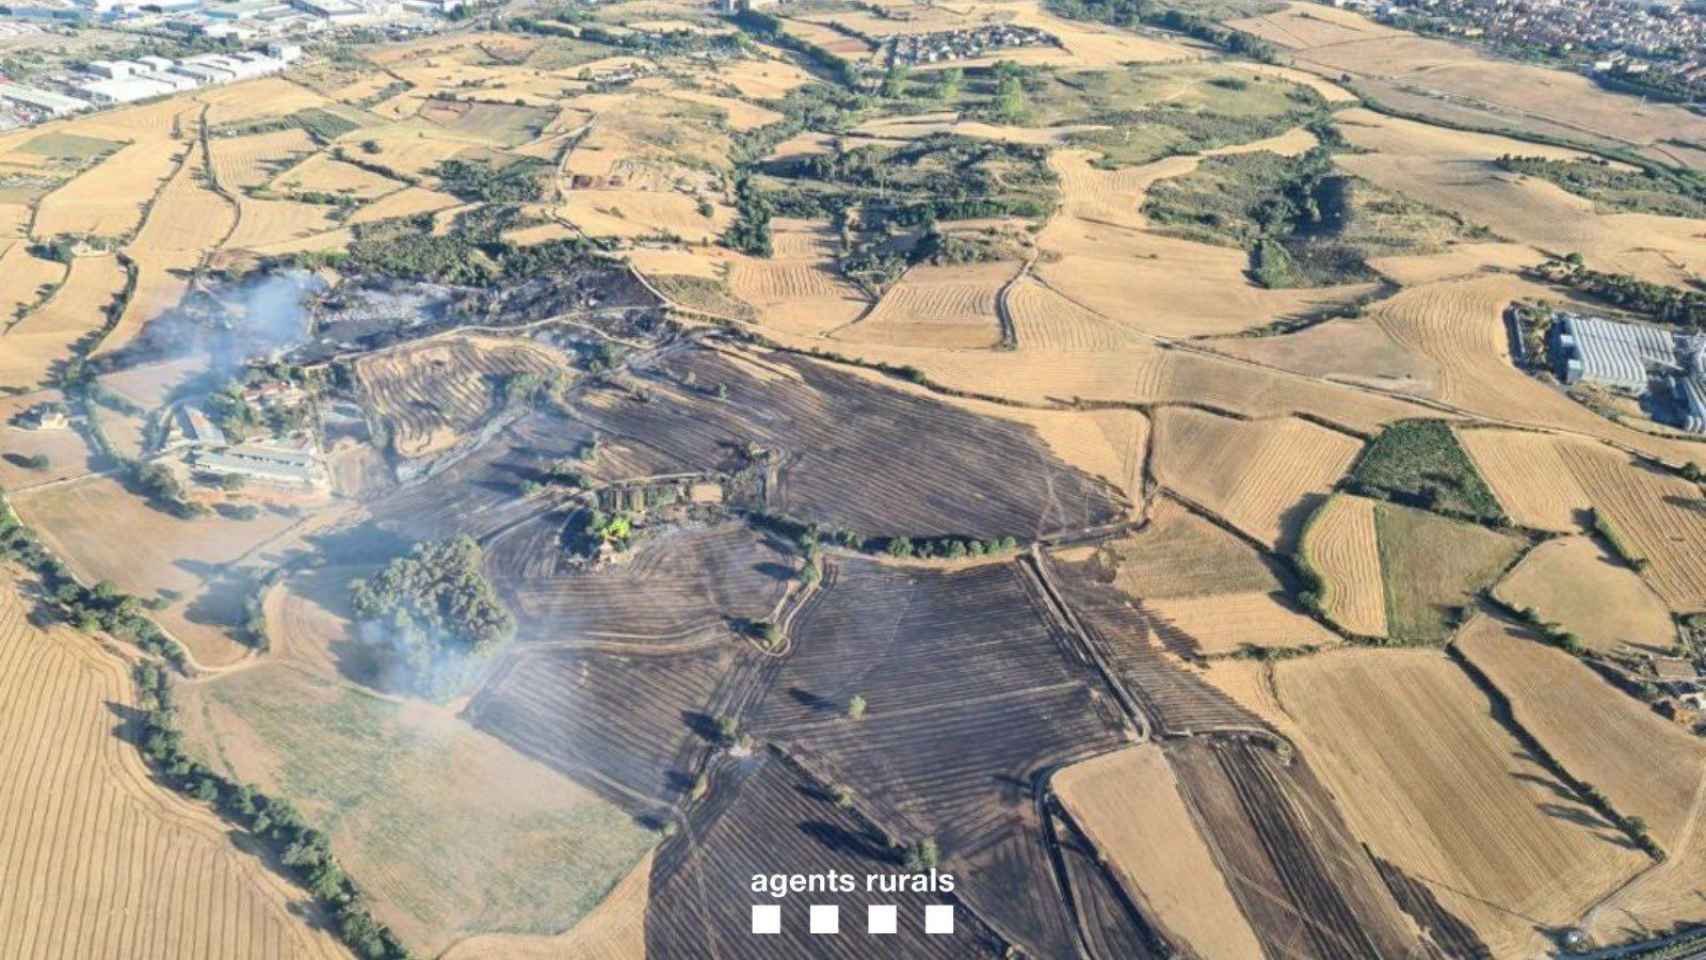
[1551,312,1706,432]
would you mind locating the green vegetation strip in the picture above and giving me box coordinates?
[1348,419,1507,524]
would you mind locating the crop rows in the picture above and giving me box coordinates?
[465,645,742,809]
[580,347,1125,537]
[34,139,183,239]
[645,752,1004,958]
[1455,428,1592,532]
[728,261,856,303]
[356,337,564,458]
[0,586,345,960]
[207,130,317,191]
[1559,442,1706,609]
[1300,494,1387,635]
[1007,277,1129,352]
[1169,738,1420,960]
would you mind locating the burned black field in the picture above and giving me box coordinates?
[316,330,1446,958]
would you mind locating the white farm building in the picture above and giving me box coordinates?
[1551,312,1706,434]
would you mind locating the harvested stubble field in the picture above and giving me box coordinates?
[1054,746,1263,960]
[1151,407,1362,550]
[557,190,729,244]
[0,580,350,960]
[224,196,341,253]
[1074,496,1286,600]
[1165,736,1423,960]
[1208,314,1442,398]
[269,152,402,202]
[183,571,656,955]
[31,138,183,239]
[1147,589,1336,656]
[1495,536,1675,654]
[465,643,749,811]
[1232,4,1706,166]
[0,244,66,332]
[569,346,1126,539]
[1456,427,1595,532]
[208,130,318,191]
[1457,616,1706,871]
[1,253,127,389]
[354,335,568,459]
[837,261,1015,349]
[643,751,1005,958]
[747,556,1131,958]
[1373,501,1523,641]
[1555,442,1706,611]
[12,475,304,668]
[1300,493,1388,636]
[1277,647,1649,958]
[1005,274,1134,352]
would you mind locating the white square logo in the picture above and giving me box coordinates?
[867,904,897,934]
[809,904,839,935]
[751,904,781,935]
[925,904,954,935]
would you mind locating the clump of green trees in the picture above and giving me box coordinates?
[349,536,515,696]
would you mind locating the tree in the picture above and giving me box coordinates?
[833,785,854,809]
[220,472,247,492]
[994,73,1026,122]
[716,714,739,743]
[905,837,940,872]
[936,67,962,101]
[23,453,50,471]
[881,64,910,98]
[848,693,867,720]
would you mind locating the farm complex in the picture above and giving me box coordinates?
[3,0,1706,958]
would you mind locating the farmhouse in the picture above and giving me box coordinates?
[16,403,69,430]
[194,443,327,488]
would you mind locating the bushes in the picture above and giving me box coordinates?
[1591,507,1649,572]
[1495,154,1706,219]
[431,157,550,203]
[1348,420,1507,524]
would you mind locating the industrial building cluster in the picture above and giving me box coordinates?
[1551,312,1706,433]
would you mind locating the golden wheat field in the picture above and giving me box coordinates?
[836,261,1015,349]
[1054,747,1264,960]
[1276,647,1650,958]
[12,475,306,669]
[1148,590,1338,654]
[1456,427,1595,531]
[0,253,127,389]
[1457,614,1706,844]
[1495,536,1675,654]
[1556,443,1706,611]
[1300,493,1387,636]
[208,130,320,191]
[0,578,352,960]
[557,190,728,243]
[1069,496,1284,601]
[31,138,184,239]
[1005,276,1133,352]
[0,243,67,332]
[1151,408,1362,550]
